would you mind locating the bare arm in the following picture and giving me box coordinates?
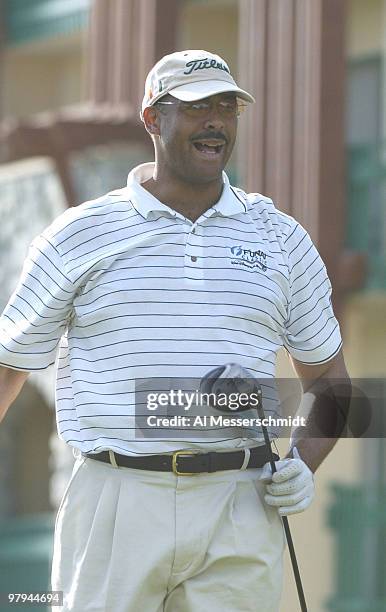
[0,366,30,424]
[285,350,351,473]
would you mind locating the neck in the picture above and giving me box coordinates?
[141,164,224,222]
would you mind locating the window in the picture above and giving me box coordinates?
[346,56,386,289]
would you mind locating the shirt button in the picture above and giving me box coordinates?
[192,227,196,234]
[191,256,197,262]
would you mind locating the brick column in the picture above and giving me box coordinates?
[238,0,349,302]
[87,0,179,112]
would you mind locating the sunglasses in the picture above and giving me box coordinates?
[155,97,248,118]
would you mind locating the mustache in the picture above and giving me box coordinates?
[191,132,228,144]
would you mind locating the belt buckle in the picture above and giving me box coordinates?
[172,450,199,476]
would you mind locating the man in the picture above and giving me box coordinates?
[0,50,350,611]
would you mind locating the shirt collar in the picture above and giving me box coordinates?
[126,162,247,220]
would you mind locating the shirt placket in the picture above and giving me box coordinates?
[184,220,204,283]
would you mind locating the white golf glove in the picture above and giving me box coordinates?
[259,447,315,516]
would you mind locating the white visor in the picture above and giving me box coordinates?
[168,79,255,104]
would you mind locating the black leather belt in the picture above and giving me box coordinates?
[82,447,278,475]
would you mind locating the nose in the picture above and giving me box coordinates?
[203,114,225,131]
[202,101,225,130]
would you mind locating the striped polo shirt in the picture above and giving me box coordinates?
[0,162,342,455]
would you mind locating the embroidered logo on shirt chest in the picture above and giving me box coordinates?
[229,245,267,272]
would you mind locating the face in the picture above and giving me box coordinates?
[144,93,239,185]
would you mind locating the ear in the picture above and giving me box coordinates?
[143,106,161,136]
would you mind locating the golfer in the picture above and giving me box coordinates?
[0,50,350,611]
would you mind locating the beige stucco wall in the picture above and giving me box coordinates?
[343,294,386,377]
[346,0,383,58]
[177,0,238,72]
[2,32,85,119]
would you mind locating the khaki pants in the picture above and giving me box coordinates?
[51,453,285,612]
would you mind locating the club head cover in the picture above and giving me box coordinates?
[199,363,261,412]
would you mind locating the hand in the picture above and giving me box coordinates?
[259,447,315,516]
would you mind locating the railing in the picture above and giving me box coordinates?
[326,483,386,611]
[0,513,55,612]
[347,144,386,290]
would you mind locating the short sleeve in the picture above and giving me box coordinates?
[283,222,342,364]
[0,234,76,371]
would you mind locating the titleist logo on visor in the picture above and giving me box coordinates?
[183,58,230,75]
